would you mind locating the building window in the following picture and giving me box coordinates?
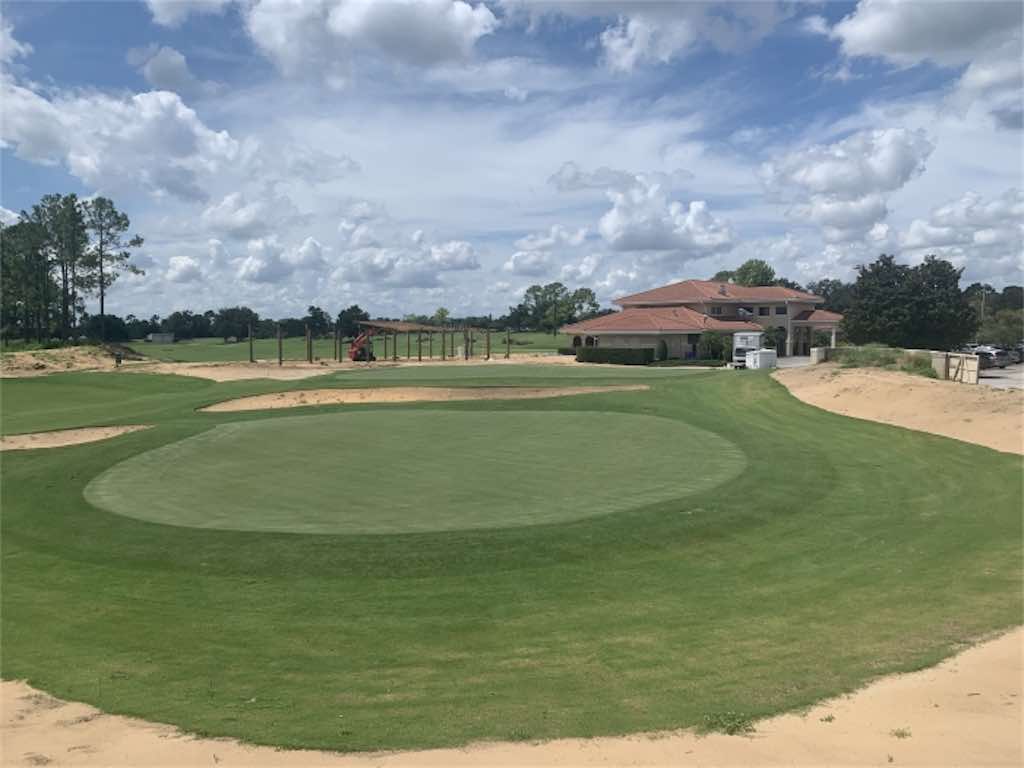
[775,306,787,315]
[710,306,723,315]
[758,306,769,316]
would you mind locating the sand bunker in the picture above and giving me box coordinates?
[201,385,649,412]
[0,426,151,451]
[136,361,342,382]
[134,355,584,381]
[1,347,124,378]
[774,364,1024,455]
[2,627,1019,767]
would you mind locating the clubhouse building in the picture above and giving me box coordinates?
[561,280,843,359]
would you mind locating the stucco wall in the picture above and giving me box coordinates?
[593,333,707,359]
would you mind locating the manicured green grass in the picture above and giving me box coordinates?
[134,332,571,363]
[1,366,1021,753]
[84,410,744,534]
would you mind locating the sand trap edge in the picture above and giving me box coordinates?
[0,425,153,451]
[200,385,651,413]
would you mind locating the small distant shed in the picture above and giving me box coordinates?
[146,332,175,344]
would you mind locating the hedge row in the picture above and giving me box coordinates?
[648,358,727,367]
[576,347,655,365]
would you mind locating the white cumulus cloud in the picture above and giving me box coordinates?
[145,0,232,27]
[598,177,734,256]
[762,128,933,242]
[245,0,497,88]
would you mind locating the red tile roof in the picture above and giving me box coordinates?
[792,309,843,324]
[561,306,764,335]
[615,279,823,306]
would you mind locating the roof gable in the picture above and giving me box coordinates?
[616,279,822,306]
[561,306,763,335]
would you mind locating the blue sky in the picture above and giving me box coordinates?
[1,1,1021,318]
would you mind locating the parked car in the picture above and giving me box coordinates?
[976,345,1009,368]
[1006,345,1024,364]
[975,349,994,370]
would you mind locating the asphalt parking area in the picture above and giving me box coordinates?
[978,364,1024,390]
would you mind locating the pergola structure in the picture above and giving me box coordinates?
[357,320,509,362]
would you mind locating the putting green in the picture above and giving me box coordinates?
[84,410,745,534]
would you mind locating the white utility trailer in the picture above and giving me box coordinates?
[732,331,764,368]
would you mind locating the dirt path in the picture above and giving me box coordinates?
[774,363,1024,455]
[0,426,151,451]
[3,628,1019,767]
[201,385,649,412]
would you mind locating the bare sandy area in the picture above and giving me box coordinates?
[120,355,582,381]
[2,627,1020,767]
[774,363,1024,455]
[0,347,122,377]
[0,426,151,451]
[201,385,649,412]
[134,361,346,381]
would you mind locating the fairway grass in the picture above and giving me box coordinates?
[84,411,745,533]
[1,365,1021,752]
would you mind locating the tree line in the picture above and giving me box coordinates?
[1,194,144,342]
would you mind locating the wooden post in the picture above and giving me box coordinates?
[505,328,511,359]
[392,332,397,362]
[429,331,433,359]
[248,321,254,363]
[383,333,388,361]
[485,328,491,360]
[277,323,283,366]
[417,330,422,362]
[464,328,469,360]
[406,331,411,360]
[305,324,312,363]
[441,329,446,360]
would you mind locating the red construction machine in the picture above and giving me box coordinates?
[348,328,377,361]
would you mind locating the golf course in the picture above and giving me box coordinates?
[1,362,1021,753]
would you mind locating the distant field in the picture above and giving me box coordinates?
[133,332,571,363]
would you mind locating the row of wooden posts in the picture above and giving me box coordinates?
[247,322,513,366]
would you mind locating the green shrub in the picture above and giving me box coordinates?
[697,331,727,360]
[899,351,938,378]
[576,347,654,365]
[648,358,726,367]
[834,343,900,368]
[833,344,938,379]
[656,338,669,361]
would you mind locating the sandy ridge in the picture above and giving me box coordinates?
[773,363,1024,455]
[201,385,650,412]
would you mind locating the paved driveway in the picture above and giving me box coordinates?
[775,355,813,369]
[979,364,1024,390]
